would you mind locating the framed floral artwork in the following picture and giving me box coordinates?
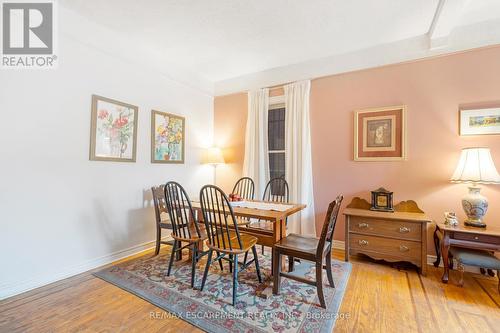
[89,95,138,162]
[459,106,500,136]
[151,110,185,163]
[354,105,407,161]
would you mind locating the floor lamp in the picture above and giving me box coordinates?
[204,147,225,186]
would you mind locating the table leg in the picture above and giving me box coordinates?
[279,218,287,272]
[441,232,450,283]
[433,226,441,268]
[345,216,350,262]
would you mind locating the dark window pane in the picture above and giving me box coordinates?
[269,152,285,180]
[268,108,285,151]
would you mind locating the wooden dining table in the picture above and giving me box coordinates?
[190,200,306,263]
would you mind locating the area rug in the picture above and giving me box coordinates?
[94,248,351,333]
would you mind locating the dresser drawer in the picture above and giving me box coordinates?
[349,234,421,261]
[349,216,422,241]
[453,232,500,244]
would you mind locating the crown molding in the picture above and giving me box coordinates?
[214,19,500,96]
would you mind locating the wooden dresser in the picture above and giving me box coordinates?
[343,198,432,275]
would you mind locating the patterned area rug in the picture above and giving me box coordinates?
[94,248,351,333]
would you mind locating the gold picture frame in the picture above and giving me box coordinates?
[89,95,138,162]
[151,110,185,164]
[354,105,407,161]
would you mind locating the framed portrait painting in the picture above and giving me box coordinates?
[354,105,407,161]
[151,110,185,163]
[459,106,500,136]
[89,95,138,162]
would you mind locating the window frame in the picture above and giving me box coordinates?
[268,95,286,179]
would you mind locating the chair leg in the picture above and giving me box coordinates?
[288,255,294,272]
[252,246,262,283]
[154,227,161,256]
[457,262,464,287]
[316,261,326,308]
[261,245,265,255]
[272,249,282,295]
[167,240,177,276]
[229,254,233,273]
[325,251,335,288]
[243,251,248,267]
[200,249,213,291]
[176,241,183,261]
[216,251,223,271]
[232,254,238,306]
[190,243,197,288]
[497,270,500,294]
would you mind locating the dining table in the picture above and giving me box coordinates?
[190,199,307,269]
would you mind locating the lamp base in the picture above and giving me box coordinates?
[461,185,488,228]
[464,220,487,228]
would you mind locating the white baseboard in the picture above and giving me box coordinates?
[0,239,159,300]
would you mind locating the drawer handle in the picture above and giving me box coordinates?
[358,223,369,228]
[399,245,409,252]
[399,227,410,233]
[359,240,368,246]
[474,236,479,240]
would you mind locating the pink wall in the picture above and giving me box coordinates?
[214,46,500,253]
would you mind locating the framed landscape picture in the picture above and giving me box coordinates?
[151,110,185,163]
[89,95,138,162]
[354,105,407,161]
[459,107,500,136]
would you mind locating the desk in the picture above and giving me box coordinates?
[344,207,431,275]
[433,223,500,283]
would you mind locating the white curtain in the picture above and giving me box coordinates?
[284,80,316,236]
[243,88,270,196]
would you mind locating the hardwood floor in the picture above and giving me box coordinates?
[1,248,499,333]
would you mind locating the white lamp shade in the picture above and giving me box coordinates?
[203,147,225,165]
[451,147,500,184]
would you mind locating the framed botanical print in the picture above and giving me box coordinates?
[151,110,185,163]
[354,105,407,161]
[89,95,138,162]
[459,106,500,136]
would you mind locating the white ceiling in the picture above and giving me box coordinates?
[61,0,500,95]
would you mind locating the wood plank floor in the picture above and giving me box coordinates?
[1,248,499,333]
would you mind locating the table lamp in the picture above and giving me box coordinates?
[203,147,225,185]
[450,147,500,227]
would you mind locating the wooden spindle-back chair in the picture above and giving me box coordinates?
[151,185,179,259]
[164,181,208,288]
[231,177,255,200]
[199,185,262,306]
[272,195,343,308]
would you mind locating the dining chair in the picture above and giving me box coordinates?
[199,185,262,306]
[272,195,343,308]
[231,177,256,228]
[164,181,209,288]
[151,185,180,260]
[231,177,255,200]
[242,177,290,266]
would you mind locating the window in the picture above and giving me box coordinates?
[268,106,285,181]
